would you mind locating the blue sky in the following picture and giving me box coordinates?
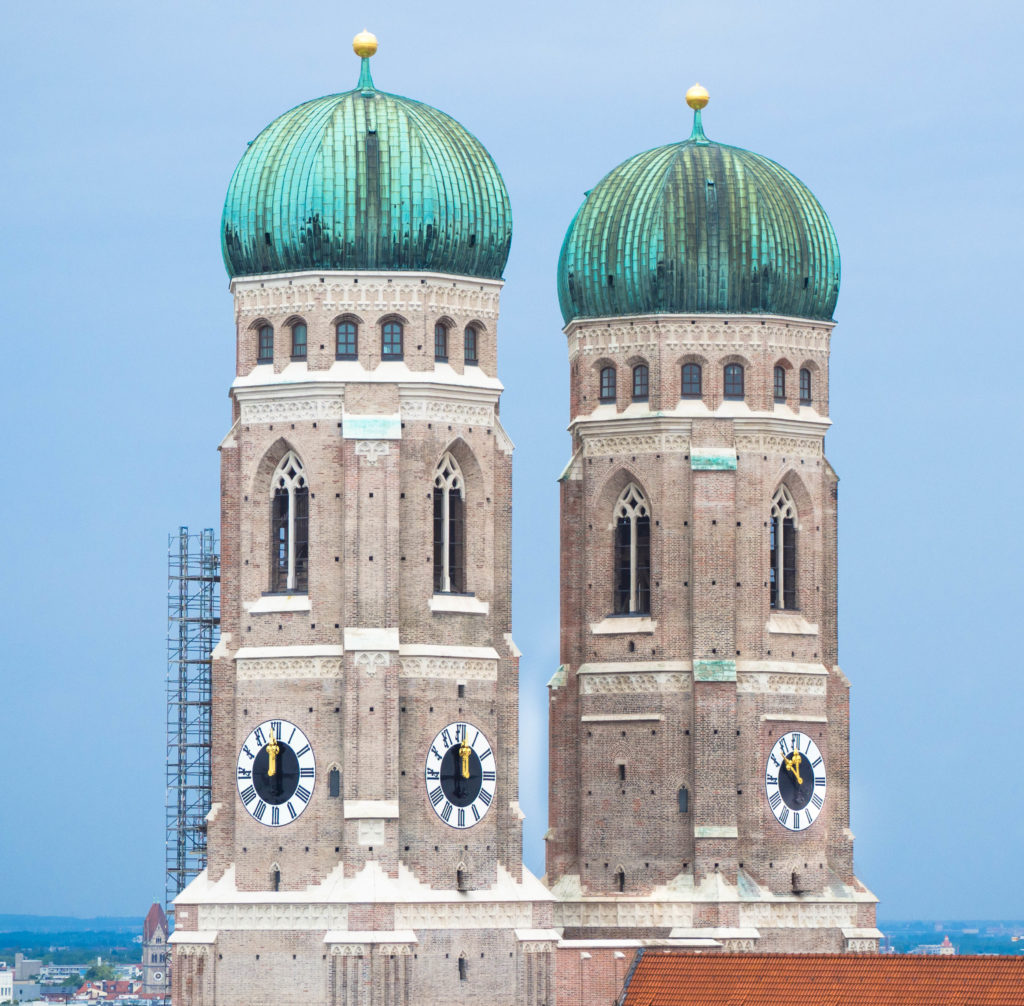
[1,0,1022,919]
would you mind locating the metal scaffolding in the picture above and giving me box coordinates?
[166,526,220,925]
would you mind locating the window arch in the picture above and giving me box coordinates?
[434,322,449,362]
[433,452,465,594]
[382,320,403,359]
[613,483,651,615]
[681,362,702,398]
[291,321,307,361]
[800,367,812,405]
[724,363,744,400]
[257,324,274,364]
[773,365,786,402]
[336,319,358,359]
[464,325,478,365]
[600,366,617,403]
[271,452,309,592]
[632,364,649,401]
[770,485,798,610]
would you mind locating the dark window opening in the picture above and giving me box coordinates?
[774,365,786,402]
[458,957,467,981]
[632,364,649,401]
[336,321,357,359]
[328,768,340,798]
[613,485,651,615]
[464,326,478,365]
[600,366,616,403]
[615,869,626,893]
[291,323,307,360]
[681,363,702,398]
[382,321,403,359]
[800,368,812,405]
[258,325,274,363]
[678,786,689,813]
[272,869,280,892]
[270,453,309,593]
[433,454,465,593]
[618,764,626,781]
[434,323,448,362]
[724,363,744,399]
[769,489,798,611]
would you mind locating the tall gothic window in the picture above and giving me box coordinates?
[800,367,812,405]
[632,364,649,401]
[774,365,786,402]
[724,363,744,399]
[769,484,798,610]
[681,363,702,398]
[433,452,465,593]
[291,322,307,360]
[435,322,448,362]
[600,366,617,403]
[271,452,309,592]
[464,325,478,364]
[613,483,651,614]
[258,324,274,363]
[382,320,403,359]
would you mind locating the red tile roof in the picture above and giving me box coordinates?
[619,952,1024,1005]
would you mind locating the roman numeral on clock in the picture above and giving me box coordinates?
[441,802,453,823]
[815,776,826,788]
[253,801,266,821]
[237,767,251,780]
[295,744,311,758]
[482,771,496,781]
[271,806,279,826]
[779,807,789,825]
[296,785,311,803]
[479,748,492,762]
[458,808,465,828]
[271,721,282,737]
[471,804,480,821]
[254,727,265,746]
[426,768,440,780]
[811,756,823,768]
[429,787,444,806]
[240,786,256,805]
[793,812,801,829]
[766,774,777,785]
[769,791,782,811]
[479,789,492,806]
[300,767,315,777]
[811,793,823,810]
[441,728,453,748]
[287,802,296,819]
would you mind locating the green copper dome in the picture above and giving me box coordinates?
[222,56,511,279]
[557,106,839,323]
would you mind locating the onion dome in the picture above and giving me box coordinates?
[222,32,511,279]
[557,85,840,323]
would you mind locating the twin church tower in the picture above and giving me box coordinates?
[170,32,878,1006]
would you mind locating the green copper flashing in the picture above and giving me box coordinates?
[557,109,839,324]
[690,447,737,471]
[693,659,736,682]
[357,57,375,92]
[547,665,567,690]
[222,70,511,280]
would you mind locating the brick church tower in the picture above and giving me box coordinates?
[170,34,554,1006]
[546,86,880,952]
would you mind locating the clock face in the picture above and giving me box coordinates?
[765,730,826,832]
[236,719,315,827]
[424,722,496,829]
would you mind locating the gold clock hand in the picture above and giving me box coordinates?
[266,728,280,778]
[459,736,471,779]
[784,751,803,786]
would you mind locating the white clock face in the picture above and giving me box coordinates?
[236,719,315,827]
[424,722,496,829]
[765,730,826,832]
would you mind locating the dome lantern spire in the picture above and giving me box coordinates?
[353,29,378,91]
[685,83,710,144]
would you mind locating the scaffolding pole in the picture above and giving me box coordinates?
[165,526,219,927]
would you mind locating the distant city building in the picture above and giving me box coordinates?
[0,965,13,1001]
[142,903,170,995]
[912,935,958,955]
[12,980,42,1002]
[12,954,41,981]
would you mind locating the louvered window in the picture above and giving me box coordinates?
[270,452,309,592]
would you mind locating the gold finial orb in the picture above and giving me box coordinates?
[685,83,710,110]
[353,29,378,58]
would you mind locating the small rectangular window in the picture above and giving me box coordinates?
[464,326,478,365]
[800,368,812,405]
[632,364,649,401]
[724,364,744,399]
[336,322,357,359]
[774,366,786,402]
[600,366,617,402]
[618,764,626,781]
[435,323,448,362]
[291,323,307,360]
[382,321,403,359]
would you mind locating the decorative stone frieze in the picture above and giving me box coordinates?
[736,673,826,696]
[400,398,496,427]
[236,656,344,681]
[354,440,390,465]
[580,672,690,695]
[735,433,823,457]
[329,944,366,957]
[552,900,694,929]
[740,903,858,928]
[198,903,349,930]
[395,902,533,930]
[582,431,689,457]
[240,397,344,424]
[399,656,498,680]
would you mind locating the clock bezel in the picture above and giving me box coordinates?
[236,718,316,828]
[764,729,826,833]
[424,721,496,830]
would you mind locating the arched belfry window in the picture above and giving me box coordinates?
[681,362,702,398]
[257,324,274,363]
[433,452,465,594]
[613,484,651,615]
[271,452,309,592]
[770,485,798,610]
[600,366,617,403]
[800,368,812,405]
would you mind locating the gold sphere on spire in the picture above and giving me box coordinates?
[353,29,378,58]
[685,83,710,110]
